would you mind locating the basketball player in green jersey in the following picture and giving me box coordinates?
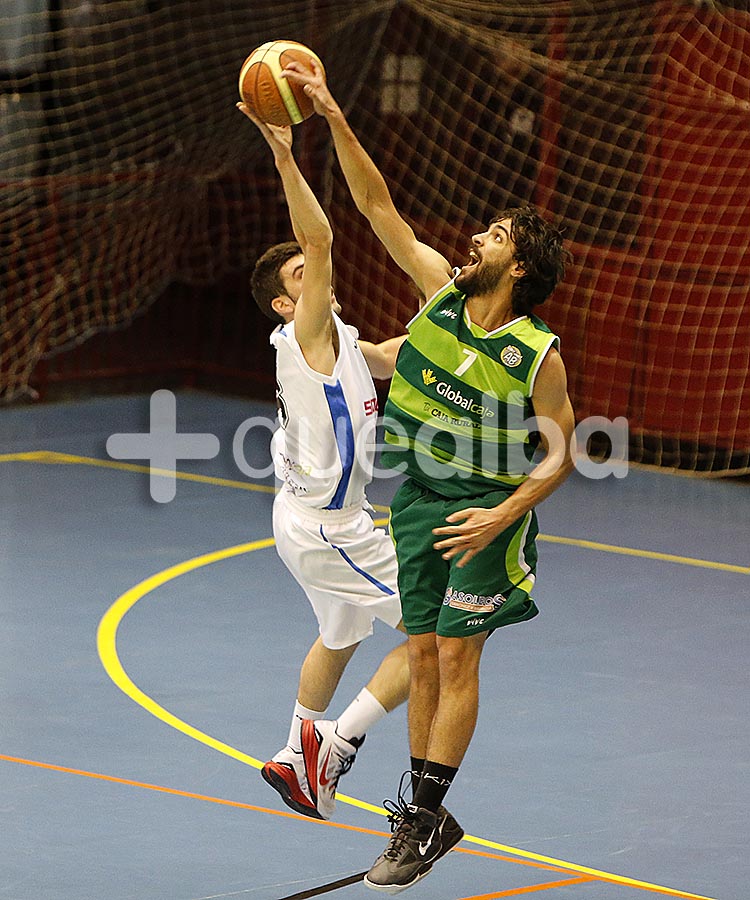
[283,60,576,892]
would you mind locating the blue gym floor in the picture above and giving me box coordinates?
[1,392,747,900]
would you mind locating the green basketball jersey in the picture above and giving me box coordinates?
[381,278,560,498]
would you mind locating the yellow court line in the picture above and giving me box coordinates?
[98,540,275,771]
[3,450,278,495]
[97,540,716,900]
[539,534,750,575]
[3,450,747,572]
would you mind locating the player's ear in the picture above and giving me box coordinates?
[510,262,526,279]
[271,294,295,319]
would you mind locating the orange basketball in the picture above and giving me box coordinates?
[238,40,324,127]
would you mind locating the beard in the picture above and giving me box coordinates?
[455,257,510,297]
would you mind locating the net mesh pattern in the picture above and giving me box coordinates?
[2,1,749,471]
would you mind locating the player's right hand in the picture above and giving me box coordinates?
[281,58,338,118]
[236,102,293,159]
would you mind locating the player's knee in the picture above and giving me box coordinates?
[436,635,483,680]
[407,633,438,676]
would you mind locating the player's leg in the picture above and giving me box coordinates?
[366,597,468,883]
[305,625,410,814]
[364,635,483,892]
[328,586,409,739]
[311,506,406,735]
[266,495,366,817]
[298,511,408,818]
[416,491,538,784]
[367,499,541,887]
[300,651,403,819]
[302,624,409,819]
[357,624,410,717]
[368,486,505,891]
[263,635,360,819]
[304,628,410,816]
[420,632,486,769]
[297,635,360,714]
[384,479,450,768]
[405,631,439,762]
[325,633,409,750]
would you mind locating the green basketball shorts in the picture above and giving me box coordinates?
[390,478,540,637]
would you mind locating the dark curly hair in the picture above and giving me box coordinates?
[250,240,302,324]
[492,207,569,317]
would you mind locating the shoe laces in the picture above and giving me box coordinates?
[380,772,422,859]
[382,771,414,832]
[335,752,356,781]
[327,733,362,788]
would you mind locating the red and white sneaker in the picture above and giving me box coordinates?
[300,719,364,820]
[261,746,322,819]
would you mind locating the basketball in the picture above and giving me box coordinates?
[238,40,324,127]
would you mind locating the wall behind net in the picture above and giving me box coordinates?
[2,1,749,473]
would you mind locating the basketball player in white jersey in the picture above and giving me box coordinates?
[237,102,409,821]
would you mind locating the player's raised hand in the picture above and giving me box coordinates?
[236,102,293,160]
[281,58,339,118]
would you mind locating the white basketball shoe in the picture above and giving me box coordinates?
[261,746,321,819]
[300,719,364,820]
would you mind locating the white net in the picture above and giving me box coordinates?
[2,1,749,472]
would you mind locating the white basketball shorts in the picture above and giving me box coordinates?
[272,489,401,649]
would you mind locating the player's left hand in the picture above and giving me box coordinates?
[236,102,293,159]
[432,506,512,568]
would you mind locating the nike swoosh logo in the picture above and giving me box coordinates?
[318,747,333,787]
[418,832,436,856]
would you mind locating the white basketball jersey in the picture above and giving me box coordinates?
[270,312,380,510]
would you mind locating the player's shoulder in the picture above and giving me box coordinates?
[269,321,293,345]
[527,313,555,336]
[407,273,460,327]
[534,343,567,390]
[511,314,560,354]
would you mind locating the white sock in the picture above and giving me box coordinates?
[336,688,387,743]
[287,700,325,753]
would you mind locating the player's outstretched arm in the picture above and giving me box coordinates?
[237,103,335,369]
[282,60,453,303]
[358,335,408,380]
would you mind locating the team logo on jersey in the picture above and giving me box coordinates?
[422,368,438,386]
[439,308,458,319]
[435,381,494,418]
[500,345,523,367]
[280,454,312,478]
[443,586,506,613]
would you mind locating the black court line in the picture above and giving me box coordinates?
[277,871,369,899]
